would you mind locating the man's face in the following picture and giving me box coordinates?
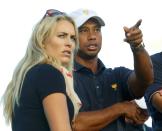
[77,19,102,60]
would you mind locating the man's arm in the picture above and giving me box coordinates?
[152,89,162,113]
[123,19,154,98]
[72,101,145,131]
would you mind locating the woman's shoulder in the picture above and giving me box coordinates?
[32,63,57,70]
[26,64,66,100]
[27,64,63,79]
[30,64,60,73]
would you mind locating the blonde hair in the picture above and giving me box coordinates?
[3,14,79,124]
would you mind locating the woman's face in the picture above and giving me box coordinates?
[44,20,76,66]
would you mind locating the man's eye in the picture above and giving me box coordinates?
[95,28,101,32]
[79,29,89,33]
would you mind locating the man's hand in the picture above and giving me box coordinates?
[121,102,148,124]
[123,19,143,47]
[122,101,149,125]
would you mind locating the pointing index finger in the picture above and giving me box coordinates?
[133,19,142,28]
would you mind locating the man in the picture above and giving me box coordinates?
[144,52,162,131]
[70,9,153,131]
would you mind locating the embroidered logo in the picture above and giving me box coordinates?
[111,83,117,90]
[83,9,89,15]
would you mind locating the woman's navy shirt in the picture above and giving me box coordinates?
[12,64,74,131]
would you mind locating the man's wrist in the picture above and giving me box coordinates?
[130,42,145,52]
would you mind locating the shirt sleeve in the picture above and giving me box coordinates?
[114,67,134,100]
[145,53,162,102]
[145,83,162,102]
[32,64,66,101]
[151,53,162,84]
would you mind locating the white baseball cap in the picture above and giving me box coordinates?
[69,9,105,27]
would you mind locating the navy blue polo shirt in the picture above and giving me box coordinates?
[144,52,162,130]
[73,59,136,131]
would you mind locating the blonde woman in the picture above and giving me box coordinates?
[3,9,81,131]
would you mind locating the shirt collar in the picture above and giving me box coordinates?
[74,58,106,74]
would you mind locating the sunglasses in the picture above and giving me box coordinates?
[43,9,66,19]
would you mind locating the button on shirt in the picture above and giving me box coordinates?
[73,59,135,131]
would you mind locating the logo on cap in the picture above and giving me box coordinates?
[82,9,89,16]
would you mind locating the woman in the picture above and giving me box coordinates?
[3,9,81,131]
[145,52,162,131]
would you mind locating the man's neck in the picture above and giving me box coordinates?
[75,55,98,73]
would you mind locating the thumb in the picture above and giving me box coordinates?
[123,26,129,33]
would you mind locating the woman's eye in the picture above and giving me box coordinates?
[58,34,65,38]
[71,36,76,42]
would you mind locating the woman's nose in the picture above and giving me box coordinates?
[65,38,73,47]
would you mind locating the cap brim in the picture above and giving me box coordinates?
[91,16,105,26]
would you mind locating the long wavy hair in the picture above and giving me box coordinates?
[2,13,79,124]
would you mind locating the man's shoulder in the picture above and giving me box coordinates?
[151,52,162,61]
[105,66,131,72]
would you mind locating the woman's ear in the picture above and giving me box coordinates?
[42,44,46,49]
[42,44,45,49]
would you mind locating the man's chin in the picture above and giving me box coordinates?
[77,50,98,60]
[80,54,97,60]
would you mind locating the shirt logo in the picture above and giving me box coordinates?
[111,83,117,90]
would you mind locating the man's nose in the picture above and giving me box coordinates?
[88,30,97,40]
